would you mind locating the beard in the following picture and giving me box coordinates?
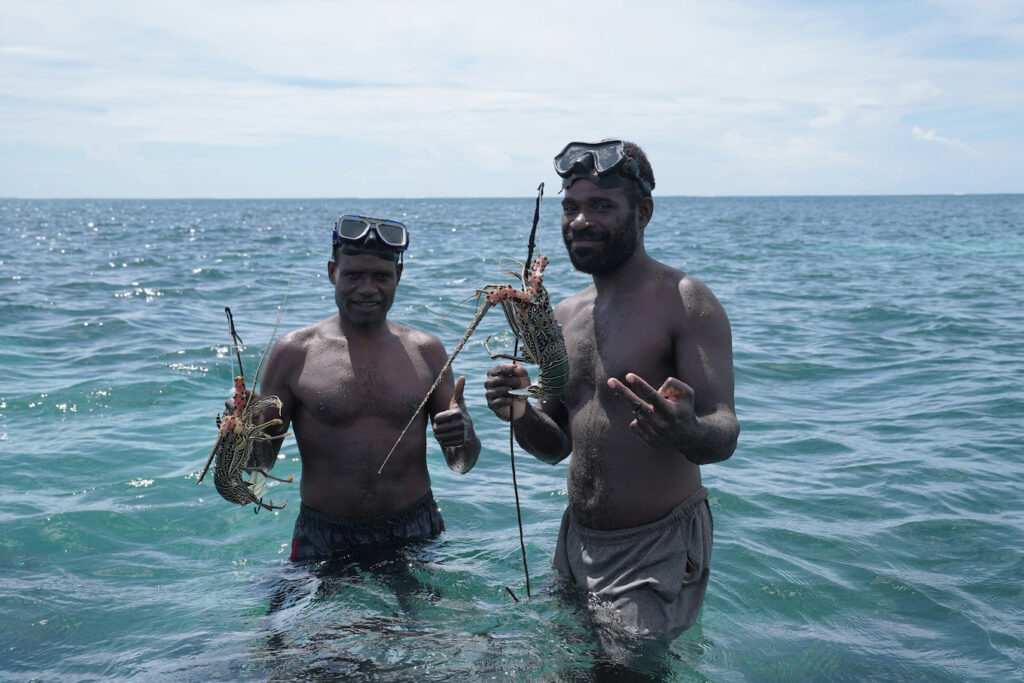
[563,216,639,275]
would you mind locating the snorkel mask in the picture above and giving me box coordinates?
[332,215,410,263]
[553,140,654,196]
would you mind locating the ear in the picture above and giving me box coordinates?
[636,196,654,230]
[327,259,337,284]
[395,262,403,283]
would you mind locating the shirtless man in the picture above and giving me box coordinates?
[251,215,481,562]
[484,140,739,638]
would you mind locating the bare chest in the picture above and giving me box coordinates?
[561,300,677,406]
[294,343,433,427]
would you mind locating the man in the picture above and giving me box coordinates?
[251,214,481,562]
[484,140,739,639]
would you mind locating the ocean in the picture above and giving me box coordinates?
[1,194,1021,681]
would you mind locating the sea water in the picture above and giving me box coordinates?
[0,195,1021,680]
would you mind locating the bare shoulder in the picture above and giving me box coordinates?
[265,317,333,370]
[673,271,732,338]
[389,321,446,363]
[389,320,442,347]
[673,269,725,313]
[554,286,595,325]
[274,318,325,353]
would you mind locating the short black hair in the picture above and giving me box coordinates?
[331,242,403,264]
[622,140,655,204]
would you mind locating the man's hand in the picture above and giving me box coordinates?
[484,364,530,422]
[432,375,470,448]
[607,373,701,450]
[224,387,261,415]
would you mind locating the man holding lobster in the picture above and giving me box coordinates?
[249,215,480,562]
[484,140,739,640]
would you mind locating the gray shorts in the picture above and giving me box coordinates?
[553,486,713,638]
[290,490,445,562]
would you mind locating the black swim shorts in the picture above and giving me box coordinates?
[290,490,445,562]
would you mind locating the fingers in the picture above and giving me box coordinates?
[484,364,530,398]
[434,427,463,447]
[616,376,697,448]
[623,373,662,405]
[626,393,673,447]
[484,364,529,422]
[485,363,529,385]
[609,373,694,416]
[606,375,652,414]
[657,376,689,402]
[629,412,665,447]
[432,408,465,446]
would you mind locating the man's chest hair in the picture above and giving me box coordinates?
[296,367,427,425]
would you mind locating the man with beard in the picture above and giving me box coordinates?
[484,140,739,640]
[249,215,480,562]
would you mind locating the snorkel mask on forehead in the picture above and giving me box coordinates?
[332,215,409,263]
[553,140,654,196]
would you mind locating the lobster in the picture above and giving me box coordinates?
[198,307,293,513]
[481,255,568,399]
[377,253,567,474]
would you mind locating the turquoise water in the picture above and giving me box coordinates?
[1,195,1021,680]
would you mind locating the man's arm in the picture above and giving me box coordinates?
[248,336,298,472]
[430,374,481,474]
[484,364,572,464]
[607,277,739,465]
[674,277,739,464]
[425,338,481,474]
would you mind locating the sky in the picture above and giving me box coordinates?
[1,0,1022,198]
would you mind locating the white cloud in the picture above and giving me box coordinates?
[0,0,1021,195]
[911,125,976,154]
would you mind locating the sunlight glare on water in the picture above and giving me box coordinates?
[1,195,1022,680]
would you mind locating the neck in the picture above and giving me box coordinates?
[336,314,391,340]
[591,244,653,294]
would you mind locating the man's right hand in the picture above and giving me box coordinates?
[484,364,530,422]
[224,387,262,414]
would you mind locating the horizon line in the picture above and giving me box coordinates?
[3,192,1022,201]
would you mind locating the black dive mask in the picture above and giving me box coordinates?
[332,215,409,262]
[553,140,653,196]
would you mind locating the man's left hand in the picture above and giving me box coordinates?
[607,373,700,450]
[432,375,468,449]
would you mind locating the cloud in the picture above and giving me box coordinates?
[911,125,976,154]
[0,0,1021,196]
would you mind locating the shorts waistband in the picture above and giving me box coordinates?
[569,486,708,541]
[298,490,438,531]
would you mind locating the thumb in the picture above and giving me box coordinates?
[658,377,693,404]
[450,375,466,409]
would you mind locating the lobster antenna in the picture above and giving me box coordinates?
[508,181,544,601]
[523,182,544,283]
[438,291,484,326]
[377,298,497,474]
[225,307,245,385]
[251,268,295,390]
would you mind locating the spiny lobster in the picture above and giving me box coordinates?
[198,307,292,513]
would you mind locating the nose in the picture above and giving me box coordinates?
[568,209,592,231]
[356,274,377,294]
